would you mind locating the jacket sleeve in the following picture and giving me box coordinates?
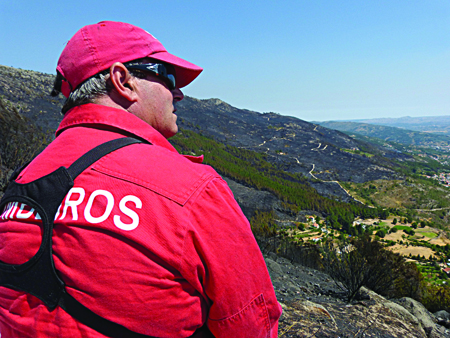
[180,177,282,338]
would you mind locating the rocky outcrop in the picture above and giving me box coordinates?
[264,254,450,337]
[393,297,447,338]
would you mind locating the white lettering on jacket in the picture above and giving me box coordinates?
[16,203,35,219]
[1,202,41,220]
[114,195,142,231]
[60,187,85,220]
[1,187,142,230]
[84,190,114,224]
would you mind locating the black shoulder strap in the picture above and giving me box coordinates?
[61,137,156,338]
[0,137,158,338]
[67,137,143,178]
[59,290,153,338]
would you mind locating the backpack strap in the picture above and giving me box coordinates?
[59,290,153,338]
[67,137,144,178]
[61,137,157,337]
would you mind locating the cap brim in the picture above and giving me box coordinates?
[148,51,202,88]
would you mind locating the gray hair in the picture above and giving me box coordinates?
[52,59,150,115]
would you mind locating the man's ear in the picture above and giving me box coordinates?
[109,62,138,102]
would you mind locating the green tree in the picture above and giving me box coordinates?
[376,229,386,238]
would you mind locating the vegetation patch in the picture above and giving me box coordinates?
[393,225,411,231]
[419,232,438,239]
[171,129,388,223]
[341,148,374,158]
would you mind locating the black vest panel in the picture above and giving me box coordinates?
[0,137,157,338]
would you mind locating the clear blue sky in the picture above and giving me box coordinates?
[1,0,449,121]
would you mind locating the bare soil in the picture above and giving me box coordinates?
[389,244,436,259]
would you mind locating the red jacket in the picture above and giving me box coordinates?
[0,104,281,337]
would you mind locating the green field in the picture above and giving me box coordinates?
[392,225,411,231]
[418,232,438,239]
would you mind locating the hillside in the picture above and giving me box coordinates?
[3,65,450,336]
[176,97,411,185]
[0,65,65,131]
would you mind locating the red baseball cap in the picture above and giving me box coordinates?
[57,21,203,97]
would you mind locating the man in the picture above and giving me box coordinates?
[0,21,281,337]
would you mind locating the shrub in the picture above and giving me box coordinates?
[376,229,386,238]
[320,235,408,302]
[421,284,450,313]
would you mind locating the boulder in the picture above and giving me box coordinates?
[434,310,450,330]
[393,297,447,338]
[361,287,426,336]
[435,310,450,321]
[264,258,283,279]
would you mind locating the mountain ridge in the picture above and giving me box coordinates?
[322,115,450,134]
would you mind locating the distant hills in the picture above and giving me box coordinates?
[316,120,450,149]
[330,115,450,134]
[175,97,410,184]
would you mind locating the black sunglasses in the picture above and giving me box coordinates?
[126,63,176,90]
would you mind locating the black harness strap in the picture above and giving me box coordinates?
[59,290,152,338]
[0,137,158,338]
[67,137,143,178]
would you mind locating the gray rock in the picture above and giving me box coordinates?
[394,297,439,337]
[267,252,278,261]
[264,258,283,279]
[286,282,300,294]
[276,257,293,266]
[362,288,422,325]
[435,310,450,321]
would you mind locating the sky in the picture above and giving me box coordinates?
[0,0,449,121]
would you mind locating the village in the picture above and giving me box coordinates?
[285,215,450,285]
[428,172,450,187]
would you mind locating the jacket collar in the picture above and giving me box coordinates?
[56,103,204,163]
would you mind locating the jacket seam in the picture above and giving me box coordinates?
[209,292,270,335]
[177,176,220,276]
[208,293,262,322]
[91,166,214,206]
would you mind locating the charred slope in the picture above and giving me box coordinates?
[176,97,410,183]
[0,65,65,132]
